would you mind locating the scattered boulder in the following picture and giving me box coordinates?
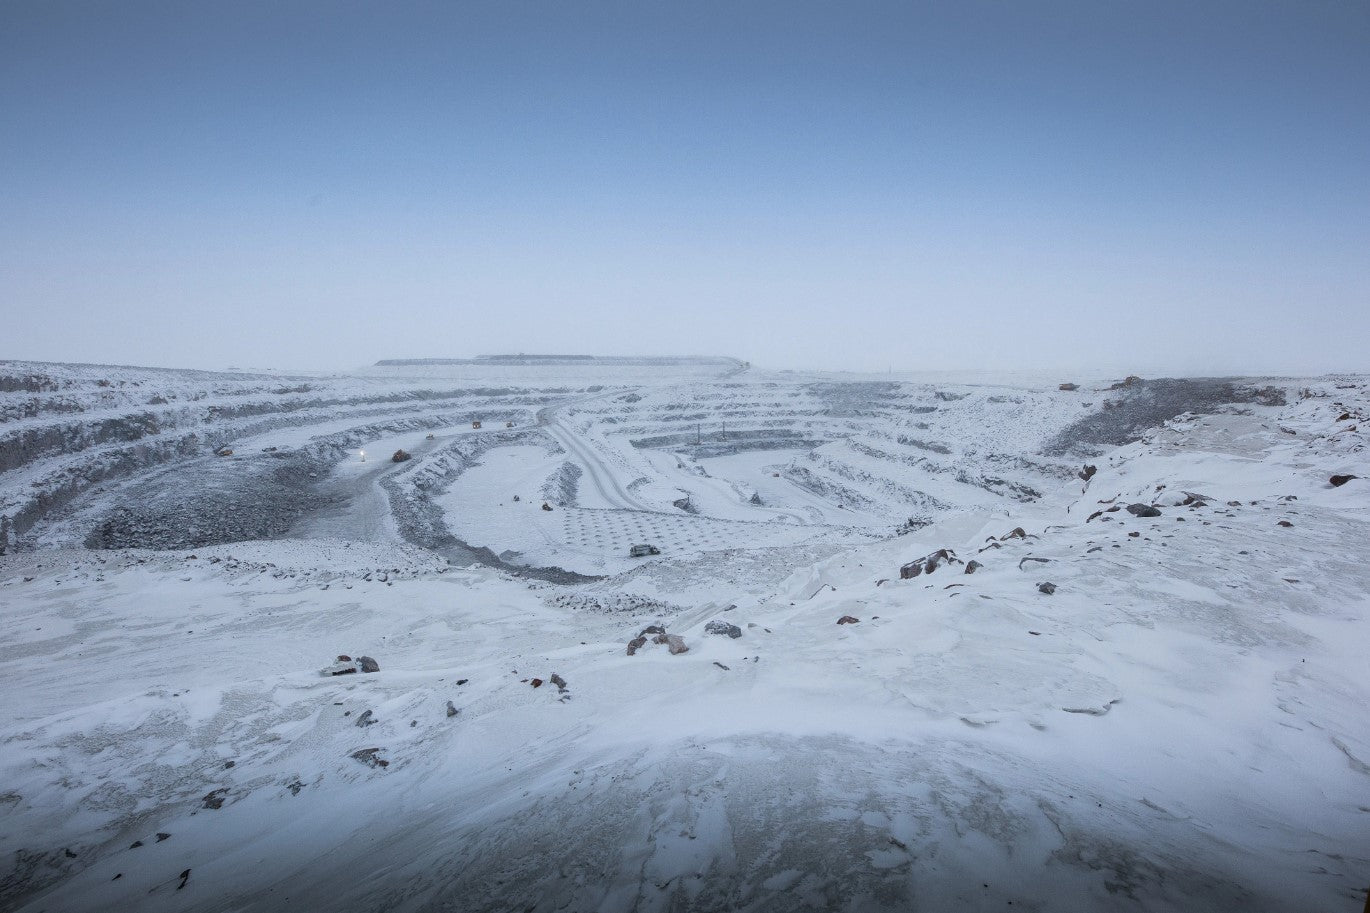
[1126,503,1161,517]
[530,678,544,688]
[357,656,380,673]
[964,560,983,574]
[201,789,227,810]
[446,701,459,718]
[1277,520,1293,528]
[1038,582,1057,595]
[215,448,234,457]
[837,615,860,625]
[1058,382,1079,391]
[550,673,568,692]
[1330,474,1358,487]
[705,621,743,639]
[1078,464,1097,482]
[541,502,553,511]
[391,449,412,463]
[1003,527,1028,540]
[337,654,351,662]
[354,709,375,728]
[1336,412,1352,421]
[627,627,688,655]
[900,548,960,579]
[323,661,357,676]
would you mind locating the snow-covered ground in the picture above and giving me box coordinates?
[1,360,1367,912]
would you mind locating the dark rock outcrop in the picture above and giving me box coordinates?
[900,548,960,579]
[705,621,743,639]
[351,748,389,768]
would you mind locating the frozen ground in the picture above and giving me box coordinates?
[0,359,1367,912]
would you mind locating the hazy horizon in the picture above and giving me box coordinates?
[3,1,1367,376]
[3,349,1365,382]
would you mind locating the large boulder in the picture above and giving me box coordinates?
[900,548,960,579]
[1126,503,1162,517]
[705,621,743,639]
[392,449,412,463]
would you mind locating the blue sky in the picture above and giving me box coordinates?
[2,1,1367,373]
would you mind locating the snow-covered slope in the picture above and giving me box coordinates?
[1,363,1366,912]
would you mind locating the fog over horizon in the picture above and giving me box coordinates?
[3,1,1367,377]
